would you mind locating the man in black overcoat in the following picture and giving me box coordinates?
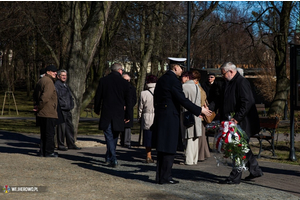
[218,62,263,184]
[94,63,131,168]
[152,57,212,184]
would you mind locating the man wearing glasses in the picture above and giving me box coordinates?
[202,73,216,102]
[218,62,263,184]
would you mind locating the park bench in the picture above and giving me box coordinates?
[84,102,94,117]
[256,104,267,116]
[251,117,279,158]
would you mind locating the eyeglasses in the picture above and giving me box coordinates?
[221,71,229,76]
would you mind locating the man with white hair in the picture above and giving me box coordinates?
[218,62,263,184]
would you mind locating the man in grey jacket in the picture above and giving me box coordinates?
[55,69,81,151]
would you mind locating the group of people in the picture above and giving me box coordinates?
[33,65,80,158]
[93,58,264,185]
[34,58,264,186]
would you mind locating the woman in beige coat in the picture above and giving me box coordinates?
[180,71,202,165]
[138,75,157,163]
[192,70,211,161]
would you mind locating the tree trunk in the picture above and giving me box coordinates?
[136,3,159,101]
[268,2,292,116]
[59,2,111,140]
[81,2,129,112]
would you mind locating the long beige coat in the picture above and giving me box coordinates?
[138,83,156,130]
[181,80,202,139]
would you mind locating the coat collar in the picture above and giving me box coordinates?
[184,80,195,85]
[229,71,240,83]
[111,71,122,77]
[45,74,56,82]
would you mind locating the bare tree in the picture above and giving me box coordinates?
[250,2,294,116]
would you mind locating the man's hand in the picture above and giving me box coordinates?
[231,118,238,124]
[201,105,212,116]
[124,119,130,123]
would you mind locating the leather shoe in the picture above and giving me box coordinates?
[159,179,179,184]
[244,173,263,181]
[124,144,131,149]
[68,146,81,150]
[45,152,58,158]
[110,161,118,168]
[57,147,68,151]
[219,179,239,184]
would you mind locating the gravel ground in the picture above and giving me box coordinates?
[0,131,299,200]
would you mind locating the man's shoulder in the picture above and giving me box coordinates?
[55,80,63,86]
[39,76,52,85]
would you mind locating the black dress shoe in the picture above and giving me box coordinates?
[219,179,239,184]
[244,173,263,181]
[45,152,58,158]
[57,147,68,151]
[124,144,131,149]
[68,146,81,150]
[110,161,118,168]
[159,179,179,184]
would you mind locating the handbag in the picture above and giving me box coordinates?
[183,85,198,128]
[203,100,216,124]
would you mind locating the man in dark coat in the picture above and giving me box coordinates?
[94,63,131,168]
[55,69,81,151]
[152,57,212,184]
[201,73,215,100]
[218,62,263,184]
[120,73,137,148]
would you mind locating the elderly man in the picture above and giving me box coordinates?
[218,62,263,184]
[55,69,81,151]
[34,65,59,157]
[152,57,211,184]
[94,63,131,168]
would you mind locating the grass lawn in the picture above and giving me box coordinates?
[0,89,299,165]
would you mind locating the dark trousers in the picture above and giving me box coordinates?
[120,127,131,146]
[228,148,263,183]
[39,117,56,156]
[56,111,76,148]
[156,151,175,183]
[104,123,120,163]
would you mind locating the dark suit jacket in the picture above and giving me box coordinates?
[94,71,131,132]
[152,70,202,154]
[125,84,137,128]
[221,72,260,137]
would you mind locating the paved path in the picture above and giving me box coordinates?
[0,130,299,200]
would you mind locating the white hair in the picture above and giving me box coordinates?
[57,69,67,76]
[237,68,244,76]
[111,63,123,72]
[221,62,237,72]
